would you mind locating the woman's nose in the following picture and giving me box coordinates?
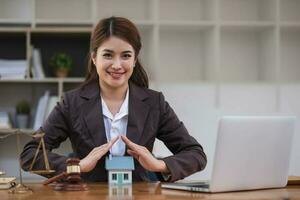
[111,58,122,69]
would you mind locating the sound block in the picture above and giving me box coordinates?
[54,182,88,191]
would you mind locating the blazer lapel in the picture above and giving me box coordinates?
[80,81,107,147]
[126,82,150,145]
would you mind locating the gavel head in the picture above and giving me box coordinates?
[66,158,81,183]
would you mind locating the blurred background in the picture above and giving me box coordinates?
[0,0,299,181]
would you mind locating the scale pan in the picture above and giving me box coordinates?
[30,170,55,175]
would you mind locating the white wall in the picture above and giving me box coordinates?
[153,82,300,181]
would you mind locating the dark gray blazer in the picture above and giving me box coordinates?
[21,81,207,182]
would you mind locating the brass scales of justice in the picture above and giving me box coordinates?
[0,129,55,194]
[28,131,55,175]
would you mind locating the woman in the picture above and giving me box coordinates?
[21,17,207,182]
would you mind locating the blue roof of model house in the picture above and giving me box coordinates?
[105,156,135,170]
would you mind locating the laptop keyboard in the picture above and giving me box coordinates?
[175,182,210,188]
[191,184,209,188]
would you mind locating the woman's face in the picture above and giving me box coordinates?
[92,36,136,90]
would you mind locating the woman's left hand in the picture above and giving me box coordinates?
[121,135,169,173]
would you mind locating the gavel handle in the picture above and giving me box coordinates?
[43,172,67,185]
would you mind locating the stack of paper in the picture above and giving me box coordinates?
[0,177,16,190]
[0,59,27,79]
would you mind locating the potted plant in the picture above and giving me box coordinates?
[16,100,30,129]
[50,52,72,78]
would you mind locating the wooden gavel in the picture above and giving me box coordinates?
[43,158,88,191]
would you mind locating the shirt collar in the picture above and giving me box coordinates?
[101,89,129,121]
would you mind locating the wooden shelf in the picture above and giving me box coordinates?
[220,21,276,30]
[159,21,215,30]
[35,19,93,26]
[0,78,84,83]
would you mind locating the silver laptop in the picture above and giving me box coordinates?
[161,116,295,193]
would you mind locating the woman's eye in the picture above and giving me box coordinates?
[123,54,132,59]
[103,54,112,58]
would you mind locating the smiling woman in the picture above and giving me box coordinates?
[92,36,135,91]
[85,17,148,90]
[20,17,207,183]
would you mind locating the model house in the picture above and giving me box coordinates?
[105,156,135,185]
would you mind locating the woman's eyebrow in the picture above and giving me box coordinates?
[102,49,133,54]
[122,50,133,54]
[102,49,114,53]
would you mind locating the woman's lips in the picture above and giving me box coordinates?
[108,71,125,79]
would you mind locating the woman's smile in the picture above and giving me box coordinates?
[107,70,126,79]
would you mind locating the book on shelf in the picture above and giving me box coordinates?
[0,59,27,79]
[45,96,59,119]
[33,91,59,131]
[31,48,45,79]
[0,112,12,129]
[33,90,50,131]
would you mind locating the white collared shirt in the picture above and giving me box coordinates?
[101,89,129,156]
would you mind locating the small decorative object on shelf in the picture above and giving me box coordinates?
[43,158,88,191]
[49,52,72,78]
[15,100,30,129]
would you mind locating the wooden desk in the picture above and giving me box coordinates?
[1,182,300,200]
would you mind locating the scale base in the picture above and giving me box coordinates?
[9,183,33,194]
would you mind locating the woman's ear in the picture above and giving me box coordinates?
[91,52,96,66]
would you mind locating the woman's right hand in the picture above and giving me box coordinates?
[79,136,119,173]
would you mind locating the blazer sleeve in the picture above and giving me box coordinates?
[20,94,71,177]
[156,92,207,182]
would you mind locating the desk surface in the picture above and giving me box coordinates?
[1,182,300,200]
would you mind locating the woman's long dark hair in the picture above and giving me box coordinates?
[83,16,149,88]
